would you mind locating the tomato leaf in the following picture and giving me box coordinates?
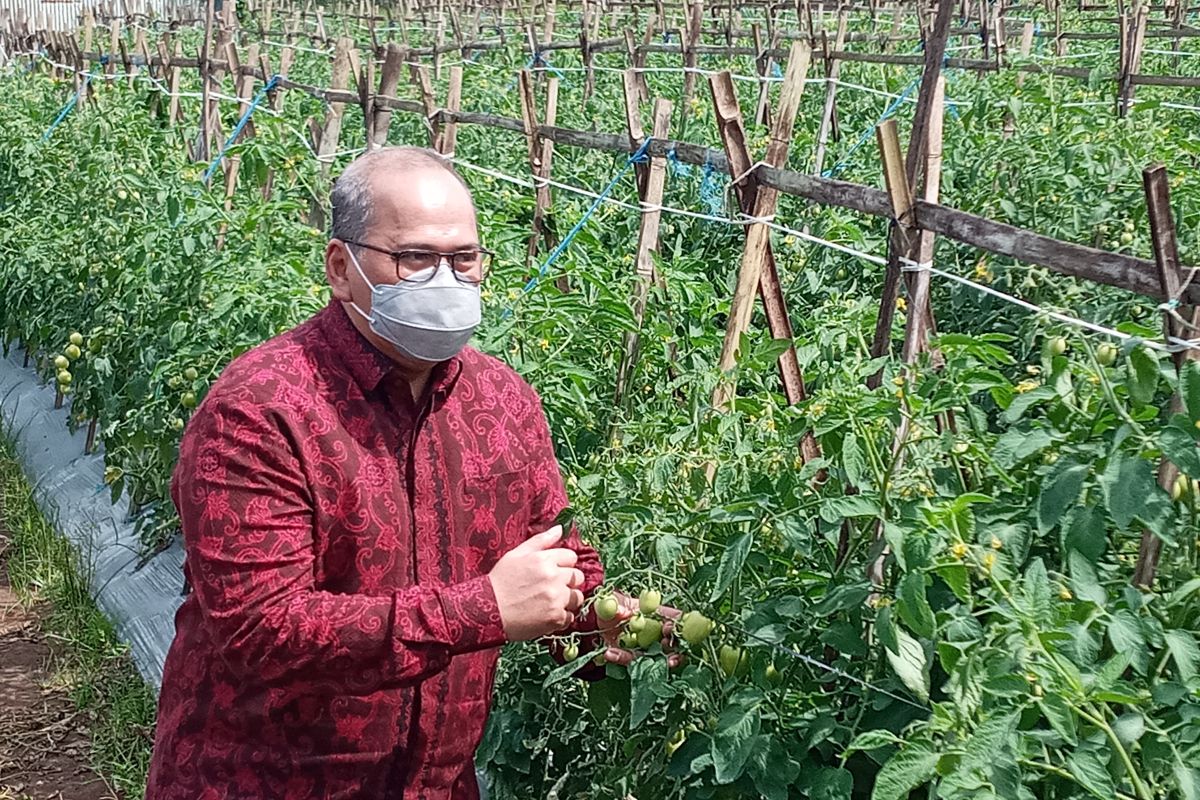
[1176,765,1200,800]
[897,572,935,639]
[628,656,668,729]
[870,739,939,800]
[1066,750,1115,799]
[1037,460,1089,533]
[1164,630,1199,682]
[1100,452,1158,530]
[1107,610,1148,675]
[884,626,930,703]
[1068,550,1107,608]
[1037,692,1078,745]
[710,689,762,784]
[1183,360,1200,424]
[709,531,753,603]
[1126,345,1159,405]
[542,646,604,691]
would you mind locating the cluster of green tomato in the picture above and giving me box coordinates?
[52,331,85,394]
[580,589,761,682]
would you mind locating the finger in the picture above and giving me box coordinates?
[667,653,686,670]
[545,547,579,568]
[661,619,676,639]
[511,525,563,553]
[566,568,586,589]
[554,609,575,631]
[657,604,683,620]
[566,589,585,614]
[605,647,636,666]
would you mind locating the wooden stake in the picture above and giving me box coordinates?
[1134,164,1196,588]
[710,40,811,412]
[614,97,673,409]
[309,36,353,229]
[440,65,463,155]
[709,67,819,461]
[198,0,216,162]
[518,70,561,280]
[811,10,848,176]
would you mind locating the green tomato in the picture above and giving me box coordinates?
[1048,336,1068,356]
[181,391,198,409]
[54,355,70,371]
[679,611,714,646]
[563,642,579,661]
[664,728,686,756]
[718,644,747,678]
[64,344,82,361]
[183,367,199,382]
[1120,231,1134,245]
[627,614,646,634]
[639,588,661,615]
[765,663,782,684]
[1096,343,1118,366]
[69,331,83,347]
[635,618,663,649]
[595,594,619,621]
[57,370,72,385]
[619,630,639,649]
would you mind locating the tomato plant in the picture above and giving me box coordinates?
[1,10,1199,799]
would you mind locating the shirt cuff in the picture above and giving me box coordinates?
[437,574,508,655]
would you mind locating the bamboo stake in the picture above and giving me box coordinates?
[1134,164,1196,588]
[614,97,673,410]
[710,40,811,412]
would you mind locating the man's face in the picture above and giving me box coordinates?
[326,166,480,367]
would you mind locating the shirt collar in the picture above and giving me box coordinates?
[318,302,464,398]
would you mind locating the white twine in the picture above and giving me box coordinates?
[455,154,1198,356]
[900,261,1200,354]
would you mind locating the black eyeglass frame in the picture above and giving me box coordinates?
[343,240,494,284]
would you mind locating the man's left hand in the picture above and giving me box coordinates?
[597,591,685,668]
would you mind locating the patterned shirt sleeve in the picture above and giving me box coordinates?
[173,396,508,693]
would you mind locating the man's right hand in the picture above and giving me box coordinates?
[489,525,586,641]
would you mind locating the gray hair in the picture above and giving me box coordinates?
[329,146,470,243]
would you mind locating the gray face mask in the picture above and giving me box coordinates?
[346,245,481,363]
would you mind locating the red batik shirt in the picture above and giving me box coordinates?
[146,302,605,800]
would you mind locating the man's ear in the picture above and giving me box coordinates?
[326,240,354,302]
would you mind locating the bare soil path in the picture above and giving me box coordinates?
[0,537,116,800]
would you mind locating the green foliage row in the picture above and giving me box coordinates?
[0,9,1198,798]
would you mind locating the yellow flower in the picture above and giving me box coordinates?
[481,288,494,301]
[1026,365,1041,375]
[539,338,550,351]
[783,235,796,247]
[1015,379,1040,394]
[507,288,520,301]
[895,296,908,312]
[1059,586,1073,601]
[951,542,968,560]
[809,403,826,417]
[981,552,996,572]
[990,536,1003,550]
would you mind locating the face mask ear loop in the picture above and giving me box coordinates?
[344,243,375,322]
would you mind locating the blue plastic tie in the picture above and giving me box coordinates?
[699,157,724,216]
[822,72,921,179]
[662,31,672,43]
[41,74,91,142]
[501,137,655,318]
[771,62,783,79]
[201,74,281,184]
[666,146,691,177]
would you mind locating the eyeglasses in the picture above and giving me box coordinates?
[344,240,493,284]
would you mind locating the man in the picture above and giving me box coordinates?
[147,147,655,799]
